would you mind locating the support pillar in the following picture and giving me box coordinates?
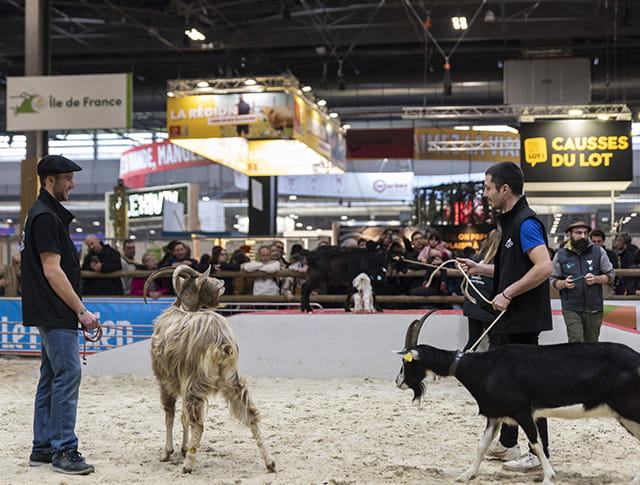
[248,176,277,236]
[20,0,50,231]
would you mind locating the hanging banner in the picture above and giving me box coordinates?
[120,140,213,188]
[167,91,293,139]
[278,172,413,200]
[414,128,520,161]
[6,73,132,131]
[520,120,632,182]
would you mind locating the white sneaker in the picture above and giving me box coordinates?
[503,451,542,472]
[485,440,521,461]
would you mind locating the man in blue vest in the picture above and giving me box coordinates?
[551,221,614,342]
[457,161,553,473]
[21,155,101,475]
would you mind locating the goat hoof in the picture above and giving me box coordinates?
[455,470,475,482]
[159,449,173,462]
[266,460,276,472]
[182,466,193,474]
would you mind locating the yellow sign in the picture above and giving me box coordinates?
[523,137,547,167]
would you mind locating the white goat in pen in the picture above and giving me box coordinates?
[352,272,375,313]
[145,265,276,474]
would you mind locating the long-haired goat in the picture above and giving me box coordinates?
[146,264,276,474]
[395,309,640,485]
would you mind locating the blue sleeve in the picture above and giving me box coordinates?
[520,218,546,254]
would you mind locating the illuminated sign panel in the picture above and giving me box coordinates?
[520,120,632,182]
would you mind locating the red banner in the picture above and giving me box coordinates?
[346,129,414,159]
[119,140,213,188]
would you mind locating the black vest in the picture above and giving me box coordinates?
[556,244,606,312]
[21,189,81,329]
[493,196,552,334]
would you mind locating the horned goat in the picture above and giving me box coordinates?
[145,264,276,474]
[395,309,640,485]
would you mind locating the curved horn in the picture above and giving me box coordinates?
[172,264,199,296]
[403,308,438,349]
[143,267,175,303]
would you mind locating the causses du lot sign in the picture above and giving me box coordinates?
[520,120,632,183]
[6,73,132,131]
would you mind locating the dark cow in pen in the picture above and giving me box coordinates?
[300,244,406,313]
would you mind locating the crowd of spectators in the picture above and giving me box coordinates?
[64,227,640,305]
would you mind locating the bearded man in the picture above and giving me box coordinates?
[551,220,615,343]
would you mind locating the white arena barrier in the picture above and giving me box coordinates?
[83,310,640,379]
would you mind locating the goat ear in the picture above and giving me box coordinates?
[221,343,235,358]
[402,350,420,362]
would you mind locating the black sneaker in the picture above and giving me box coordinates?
[29,450,52,466]
[51,449,95,475]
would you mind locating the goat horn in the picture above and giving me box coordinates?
[403,308,438,349]
[172,264,200,296]
[143,267,175,303]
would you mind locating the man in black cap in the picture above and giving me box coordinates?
[21,154,100,475]
[550,220,614,343]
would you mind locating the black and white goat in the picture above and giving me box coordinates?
[395,309,640,485]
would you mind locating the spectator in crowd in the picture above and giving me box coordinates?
[271,240,288,266]
[462,228,501,351]
[130,252,169,299]
[282,244,308,301]
[0,253,21,296]
[357,238,368,248]
[341,237,358,248]
[615,232,638,295]
[230,249,251,295]
[158,240,198,295]
[551,221,614,343]
[590,229,619,298]
[81,234,123,295]
[403,230,427,295]
[316,240,329,248]
[210,246,242,296]
[418,229,452,265]
[158,240,198,269]
[120,239,137,296]
[242,245,281,296]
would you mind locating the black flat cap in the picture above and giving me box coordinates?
[37,155,82,176]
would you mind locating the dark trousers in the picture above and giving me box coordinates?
[497,332,550,457]
[463,318,502,351]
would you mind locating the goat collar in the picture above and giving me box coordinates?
[449,350,465,376]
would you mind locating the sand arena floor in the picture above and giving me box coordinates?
[1,355,637,485]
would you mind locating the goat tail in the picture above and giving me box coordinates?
[221,373,261,427]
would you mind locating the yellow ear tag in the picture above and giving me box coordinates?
[403,352,413,362]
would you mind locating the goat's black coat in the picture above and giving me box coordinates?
[404,342,640,421]
[300,245,406,312]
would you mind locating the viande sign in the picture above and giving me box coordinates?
[6,73,132,131]
[119,140,212,188]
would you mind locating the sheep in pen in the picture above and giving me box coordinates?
[144,264,276,474]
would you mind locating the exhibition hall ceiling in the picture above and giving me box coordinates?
[0,0,639,130]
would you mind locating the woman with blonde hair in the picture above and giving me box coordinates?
[462,228,502,350]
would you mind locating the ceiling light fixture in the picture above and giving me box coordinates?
[329,112,339,118]
[244,79,257,86]
[301,85,312,92]
[568,108,584,116]
[317,99,327,107]
[451,16,468,30]
[196,81,209,88]
[185,27,206,41]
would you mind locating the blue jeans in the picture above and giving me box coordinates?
[33,327,81,454]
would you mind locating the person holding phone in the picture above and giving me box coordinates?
[551,220,615,343]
